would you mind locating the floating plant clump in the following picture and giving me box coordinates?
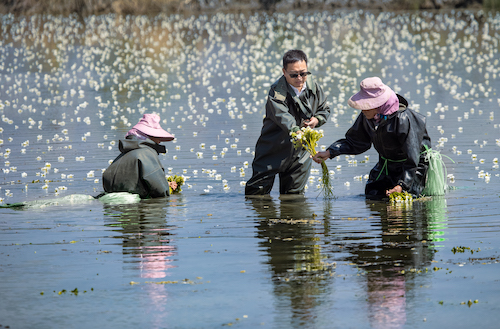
[389,191,413,205]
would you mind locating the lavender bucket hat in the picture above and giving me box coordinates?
[132,113,174,142]
[348,77,394,110]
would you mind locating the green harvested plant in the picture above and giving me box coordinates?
[389,191,413,205]
[422,146,454,196]
[290,127,334,198]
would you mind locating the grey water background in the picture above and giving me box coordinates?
[1,9,500,328]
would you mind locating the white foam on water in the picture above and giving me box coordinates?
[97,192,141,205]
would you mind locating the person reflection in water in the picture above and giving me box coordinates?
[103,200,177,327]
[103,201,177,279]
[313,77,431,198]
[349,200,440,329]
[249,196,333,327]
[102,113,177,198]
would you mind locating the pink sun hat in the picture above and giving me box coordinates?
[348,77,394,110]
[129,113,174,142]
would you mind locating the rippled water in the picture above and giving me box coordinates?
[1,9,500,328]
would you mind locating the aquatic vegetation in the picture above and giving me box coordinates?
[291,127,334,198]
[47,287,93,296]
[463,299,479,307]
[267,217,322,225]
[422,147,454,196]
[452,246,471,253]
[389,191,413,205]
[142,277,206,285]
[451,246,481,254]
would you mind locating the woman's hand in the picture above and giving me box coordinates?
[169,181,178,191]
[312,150,331,163]
[386,185,402,196]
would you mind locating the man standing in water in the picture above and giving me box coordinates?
[245,49,331,195]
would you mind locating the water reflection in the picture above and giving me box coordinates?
[349,198,448,329]
[423,196,448,244]
[102,197,184,327]
[248,195,334,328]
[248,195,449,328]
[103,198,178,279]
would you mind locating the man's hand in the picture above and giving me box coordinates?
[312,150,331,163]
[386,185,402,196]
[169,181,178,191]
[302,117,319,128]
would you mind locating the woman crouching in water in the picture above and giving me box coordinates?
[102,113,177,198]
[313,77,431,199]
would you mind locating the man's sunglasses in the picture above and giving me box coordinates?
[288,71,311,78]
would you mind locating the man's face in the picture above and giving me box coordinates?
[282,60,308,91]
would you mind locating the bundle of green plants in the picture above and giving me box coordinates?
[422,146,454,196]
[290,127,334,198]
[389,191,413,205]
[168,175,184,194]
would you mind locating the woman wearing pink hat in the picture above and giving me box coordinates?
[313,77,431,198]
[102,113,177,198]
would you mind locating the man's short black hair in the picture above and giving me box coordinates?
[283,49,308,69]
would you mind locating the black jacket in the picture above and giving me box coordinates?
[102,136,171,198]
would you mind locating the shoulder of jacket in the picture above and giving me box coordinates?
[307,76,318,94]
[406,107,427,124]
[270,76,288,101]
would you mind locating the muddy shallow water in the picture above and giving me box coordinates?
[1,9,500,328]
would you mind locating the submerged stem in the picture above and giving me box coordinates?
[320,161,334,199]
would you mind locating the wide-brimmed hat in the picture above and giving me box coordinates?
[348,77,393,110]
[132,113,174,142]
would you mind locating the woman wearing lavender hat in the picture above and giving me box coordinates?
[313,77,431,198]
[102,113,177,198]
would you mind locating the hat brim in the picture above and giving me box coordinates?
[155,135,175,142]
[135,125,174,142]
[348,87,392,110]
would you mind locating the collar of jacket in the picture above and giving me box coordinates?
[275,75,317,98]
[397,94,408,108]
[382,94,409,120]
[121,136,167,154]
